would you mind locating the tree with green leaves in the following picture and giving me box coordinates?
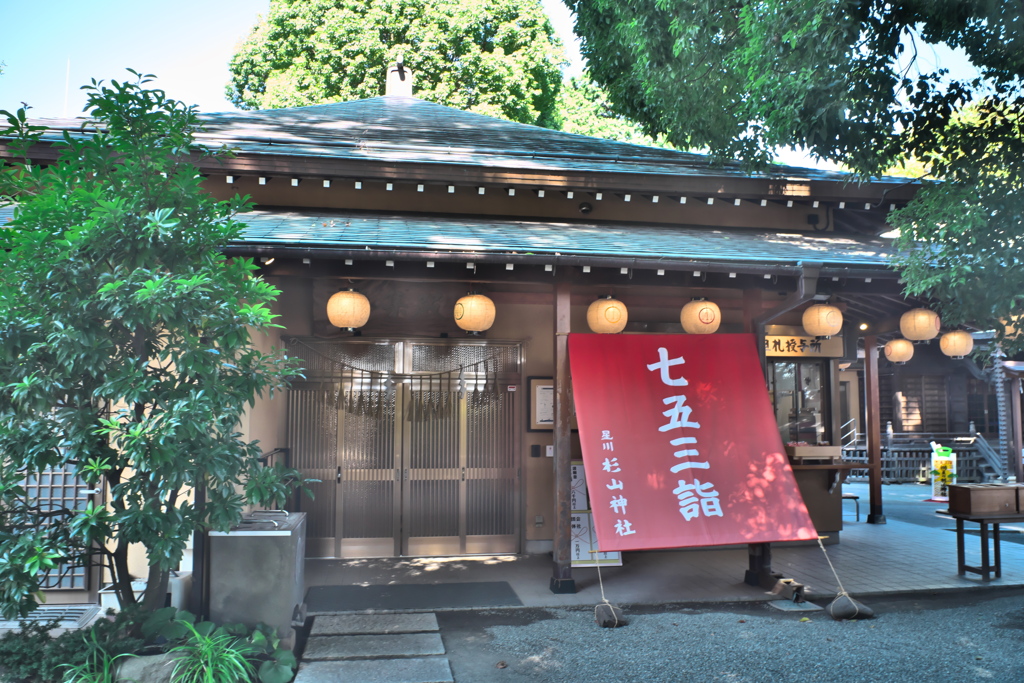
[0,72,303,618]
[567,0,1024,347]
[227,0,566,127]
[555,76,671,148]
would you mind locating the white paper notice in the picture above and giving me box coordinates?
[570,511,622,567]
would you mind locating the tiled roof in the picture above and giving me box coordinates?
[237,208,894,269]
[1,203,895,273]
[26,97,913,187]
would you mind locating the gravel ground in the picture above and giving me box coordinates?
[439,589,1024,682]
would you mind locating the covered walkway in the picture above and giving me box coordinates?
[304,483,1024,611]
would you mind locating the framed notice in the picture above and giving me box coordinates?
[527,376,578,432]
[528,377,555,431]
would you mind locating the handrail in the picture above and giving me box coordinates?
[971,434,1005,477]
[840,419,858,449]
[842,430,1008,480]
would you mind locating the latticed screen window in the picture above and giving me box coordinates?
[24,468,91,590]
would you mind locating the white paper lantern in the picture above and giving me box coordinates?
[802,303,843,338]
[587,296,628,334]
[680,299,721,334]
[454,293,496,332]
[884,338,914,364]
[900,308,941,341]
[939,330,974,358]
[327,289,371,329]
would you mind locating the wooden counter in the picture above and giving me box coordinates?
[791,463,860,540]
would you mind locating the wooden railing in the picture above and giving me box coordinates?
[840,429,1001,483]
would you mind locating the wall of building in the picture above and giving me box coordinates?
[247,273,848,555]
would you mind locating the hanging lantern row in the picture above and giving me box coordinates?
[328,292,973,359]
[328,289,498,333]
[585,297,722,334]
[883,307,973,363]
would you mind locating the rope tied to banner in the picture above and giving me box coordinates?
[591,551,623,627]
[816,536,871,620]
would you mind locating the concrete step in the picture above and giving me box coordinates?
[295,657,454,683]
[303,632,445,660]
[311,612,439,636]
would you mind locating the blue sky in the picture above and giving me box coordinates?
[1,0,270,117]
[0,1,971,170]
[0,0,581,119]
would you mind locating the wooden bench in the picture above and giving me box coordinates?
[841,492,860,521]
[950,512,1024,581]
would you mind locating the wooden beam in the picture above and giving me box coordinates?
[863,335,886,524]
[550,281,576,594]
[742,289,761,333]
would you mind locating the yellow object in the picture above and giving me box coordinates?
[680,299,721,334]
[587,296,628,334]
[802,303,843,337]
[939,330,973,358]
[327,289,371,329]
[900,308,940,341]
[454,293,496,332]
[884,338,914,363]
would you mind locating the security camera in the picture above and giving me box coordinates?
[578,202,593,215]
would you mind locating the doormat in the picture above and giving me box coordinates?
[306,581,523,613]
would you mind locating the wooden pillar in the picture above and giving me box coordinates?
[550,281,576,593]
[864,336,886,524]
[743,288,774,585]
[1011,377,1023,481]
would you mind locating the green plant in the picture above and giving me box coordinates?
[0,619,60,681]
[168,621,256,683]
[0,71,305,619]
[142,609,296,683]
[60,629,137,683]
[0,610,144,683]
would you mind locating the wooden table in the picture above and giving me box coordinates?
[950,512,1024,580]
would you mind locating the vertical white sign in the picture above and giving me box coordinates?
[571,460,589,511]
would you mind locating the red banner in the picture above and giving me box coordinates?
[568,333,817,551]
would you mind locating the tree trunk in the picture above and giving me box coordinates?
[111,541,136,608]
[141,563,170,612]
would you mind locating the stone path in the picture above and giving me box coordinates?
[295,613,453,683]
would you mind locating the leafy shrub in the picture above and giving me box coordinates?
[0,619,60,681]
[59,628,136,683]
[142,608,296,683]
[0,610,143,683]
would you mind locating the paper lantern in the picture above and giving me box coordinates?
[884,338,914,364]
[680,299,721,334]
[940,330,974,358]
[900,308,940,341]
[327,289,370,329]
[454,293,496,332]
[802,303,843,338]
[587,296,628,334]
